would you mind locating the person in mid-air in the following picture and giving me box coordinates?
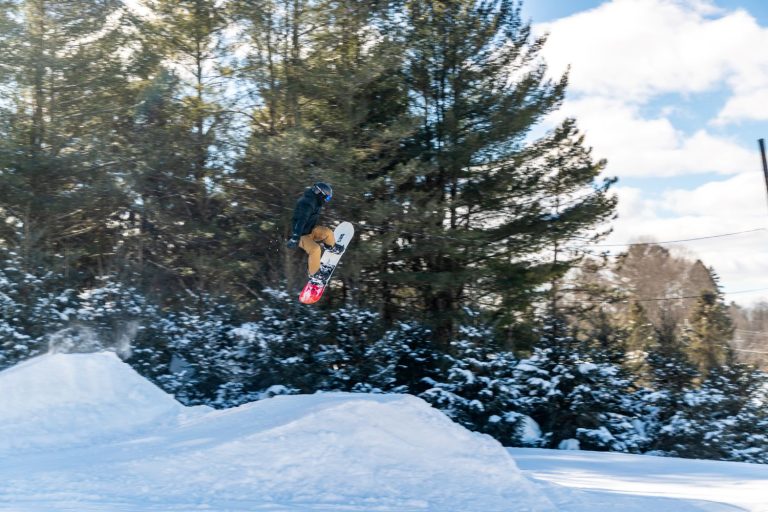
[286,182,342,280]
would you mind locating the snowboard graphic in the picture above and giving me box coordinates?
[299,222,354,304]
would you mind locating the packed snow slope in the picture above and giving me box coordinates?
[511,448,768,512]
[1,352,766,511]
[0,352,550,511]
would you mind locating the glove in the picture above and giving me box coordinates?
[286,235,300,249]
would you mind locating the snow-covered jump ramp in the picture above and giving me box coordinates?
[0,352,549,511]
[0,352,763,511]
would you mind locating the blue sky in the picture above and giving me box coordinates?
[524,0,768,24]
[521,0,768,306]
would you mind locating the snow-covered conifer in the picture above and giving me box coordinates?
[363,322,442,394]
[650,364,768,462]
[513,315,646,452]
[419,325,523,445]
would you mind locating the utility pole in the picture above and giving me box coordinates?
[760,139,768,212]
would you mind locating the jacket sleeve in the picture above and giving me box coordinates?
[291,199,312,237]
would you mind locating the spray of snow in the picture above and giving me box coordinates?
[47,325,102,354]
[47,320,137,358]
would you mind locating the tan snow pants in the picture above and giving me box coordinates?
[299,226,336,275]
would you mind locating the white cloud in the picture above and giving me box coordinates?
[662,171,768,217]
[613,186,661,220]
[714,88,768,124]
[536,0,768,104]
[553,97,756,177]
[532,0,765,177]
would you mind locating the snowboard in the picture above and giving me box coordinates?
[299,222,354,304]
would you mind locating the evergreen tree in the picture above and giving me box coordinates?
[232,0,413,298]
[297,0,416,311]
[312,305,384,391]
[646,308,699,392]
[374,0,617,345]
[0,0,139,281]
[622,301,659,384]
[722,368,768,463]
[420,324,523,445]
[0,247,155,369]
[513,314,644,452]
[216,287,364,397]
[683,285,734,378]
[0,249,43,367]
[650,364,768,462]
[363,321,443,394]
[126,0,235,302]
[128,297,266,408]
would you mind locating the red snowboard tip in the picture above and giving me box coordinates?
[299,282,326,304]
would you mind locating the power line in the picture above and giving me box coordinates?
[581,228,766,248]
[734,328,768,338]
[558,287,768,305]
[730,347,768,355]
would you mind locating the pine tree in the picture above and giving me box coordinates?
[363,321,443,394]
[312,306,384,391]
[722,368,768,463]
[232,0,413,298]
[650,364,768,462]
[125,0,235,302]
[622,301,659,384]
[513,313,644,452]
[419,324,523,445]
[0,249,39,367]
[683,285,734,378]
[0,0,139,280]
[373,0,616,345]
[0,0,148,362]
[296,0,416,311]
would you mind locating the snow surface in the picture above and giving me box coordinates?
[1,352,767,511]
[511,447,768,512]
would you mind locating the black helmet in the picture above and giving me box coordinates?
[313,182,333,202]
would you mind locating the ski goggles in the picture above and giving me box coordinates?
[314,185,332,202]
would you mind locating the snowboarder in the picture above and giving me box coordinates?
[286,182,342,280]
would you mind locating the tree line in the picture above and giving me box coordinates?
[0,0,615,342]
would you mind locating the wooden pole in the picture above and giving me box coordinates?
[760,139,768,212]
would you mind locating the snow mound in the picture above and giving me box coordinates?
[0,352,555,511]
[132,393,554,510]
[0,352,195,455]
[5,353,755,511]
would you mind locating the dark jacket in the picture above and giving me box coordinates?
[291,188,324,236]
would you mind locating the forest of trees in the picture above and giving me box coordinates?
[1,0,766,463]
